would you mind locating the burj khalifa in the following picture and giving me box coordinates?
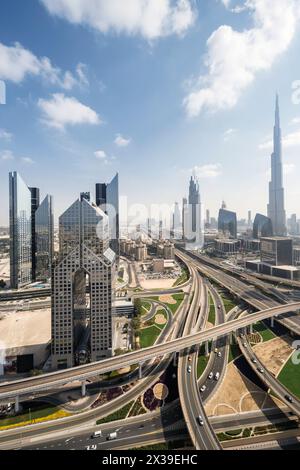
[267,95,287,236]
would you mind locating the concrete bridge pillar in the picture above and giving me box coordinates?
[15,395,20,414]
[249,324,253,335]
[173,353,177,367]
[205,341,210,357]
[271,317,275,329]
[139,363,143,380]
[81,381,86,397]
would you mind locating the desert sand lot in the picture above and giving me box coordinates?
[205,363,283,417]
[253,335,294,377]
[0,308,51,350]
[139,279,176,290]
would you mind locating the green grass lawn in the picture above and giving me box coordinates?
[173,269,189,287]
[143,308,168,330]
[228,344,241,363]
[140,325,162,348]
[207,293,216,325]
[278,355,300,399]
[0,405,66,429]
[253,322,276,342]
[96,401,134,425]
[147,293,185,315]
[221,294,237,314]
[168,293,185,315]
[196,344,211,378]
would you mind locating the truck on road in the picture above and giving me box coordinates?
[107,432,118,441]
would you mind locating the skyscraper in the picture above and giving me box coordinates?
[95,183,107,209]
[172,202,181,239]
[29,187,40,281]
[182,197,187,241]
[218,207,237,239]
[35,195,54,282]
[51,196,115,369]
[185,175,203,250]
[267,95,286,236]
[95,174,119,254]
[9,172,32,289]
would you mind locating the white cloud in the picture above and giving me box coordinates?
[0,129,13,141]
[260,128,300,150]
[184,0,299,117]
[40,0,196,40]
[94,150,107,160]
[94,149,114,165]
[22,157,34,165]
[114,134,131,147]
[0,41,88,89]
[193,163,222,178]
[223,128,237,141]
[290,117,300,125]
[0,150,14,161]
[38,93,101,130]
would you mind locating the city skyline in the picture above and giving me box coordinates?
[1,1,300,225]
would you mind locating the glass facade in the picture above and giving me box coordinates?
[253,213,273,239]
[218,209,237,239]
[261,237,293,266]
[35,195,54,281]
[29,187,40,281]
[52,196,114,370]
[9,172,32,289]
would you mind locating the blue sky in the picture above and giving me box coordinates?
[1,0,300,226]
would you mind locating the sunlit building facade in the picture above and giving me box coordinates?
[51,194,115,370]
[35,195,54,282]
[9,172,32,289]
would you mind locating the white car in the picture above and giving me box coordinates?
[187,366,192,373]
[217,352,222,358]
[200,385,206,393]
[208,372,213,380]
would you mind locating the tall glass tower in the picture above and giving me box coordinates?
[29,187,40,281]
[95,173,119,255]
[35,195,54,282]
[9,172,32,289]
[185,175,203,250]
[267,95,287,236]
[51,196,115,370]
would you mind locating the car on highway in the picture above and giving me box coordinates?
[217,352,222,358]
[107,432,118,441]
[198,415,204,426]
[243,343,248,348]
[214,348,218,354]
[188,356,192,362]
[214,372,220,381]
[285,394,294,403]
[92,431,102,439]
[251,358,257,364]
[200,385,206,393]
[258,367,264,374]
[208,372,213,380]
[187,366,192,373]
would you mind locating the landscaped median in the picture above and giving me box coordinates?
[0,404,70,431]
[278,354,300,399]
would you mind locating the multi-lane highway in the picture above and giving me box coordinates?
[0,302,299,402]
[177,266,221,450]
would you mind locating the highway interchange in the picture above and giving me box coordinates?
[1,249,300,451]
